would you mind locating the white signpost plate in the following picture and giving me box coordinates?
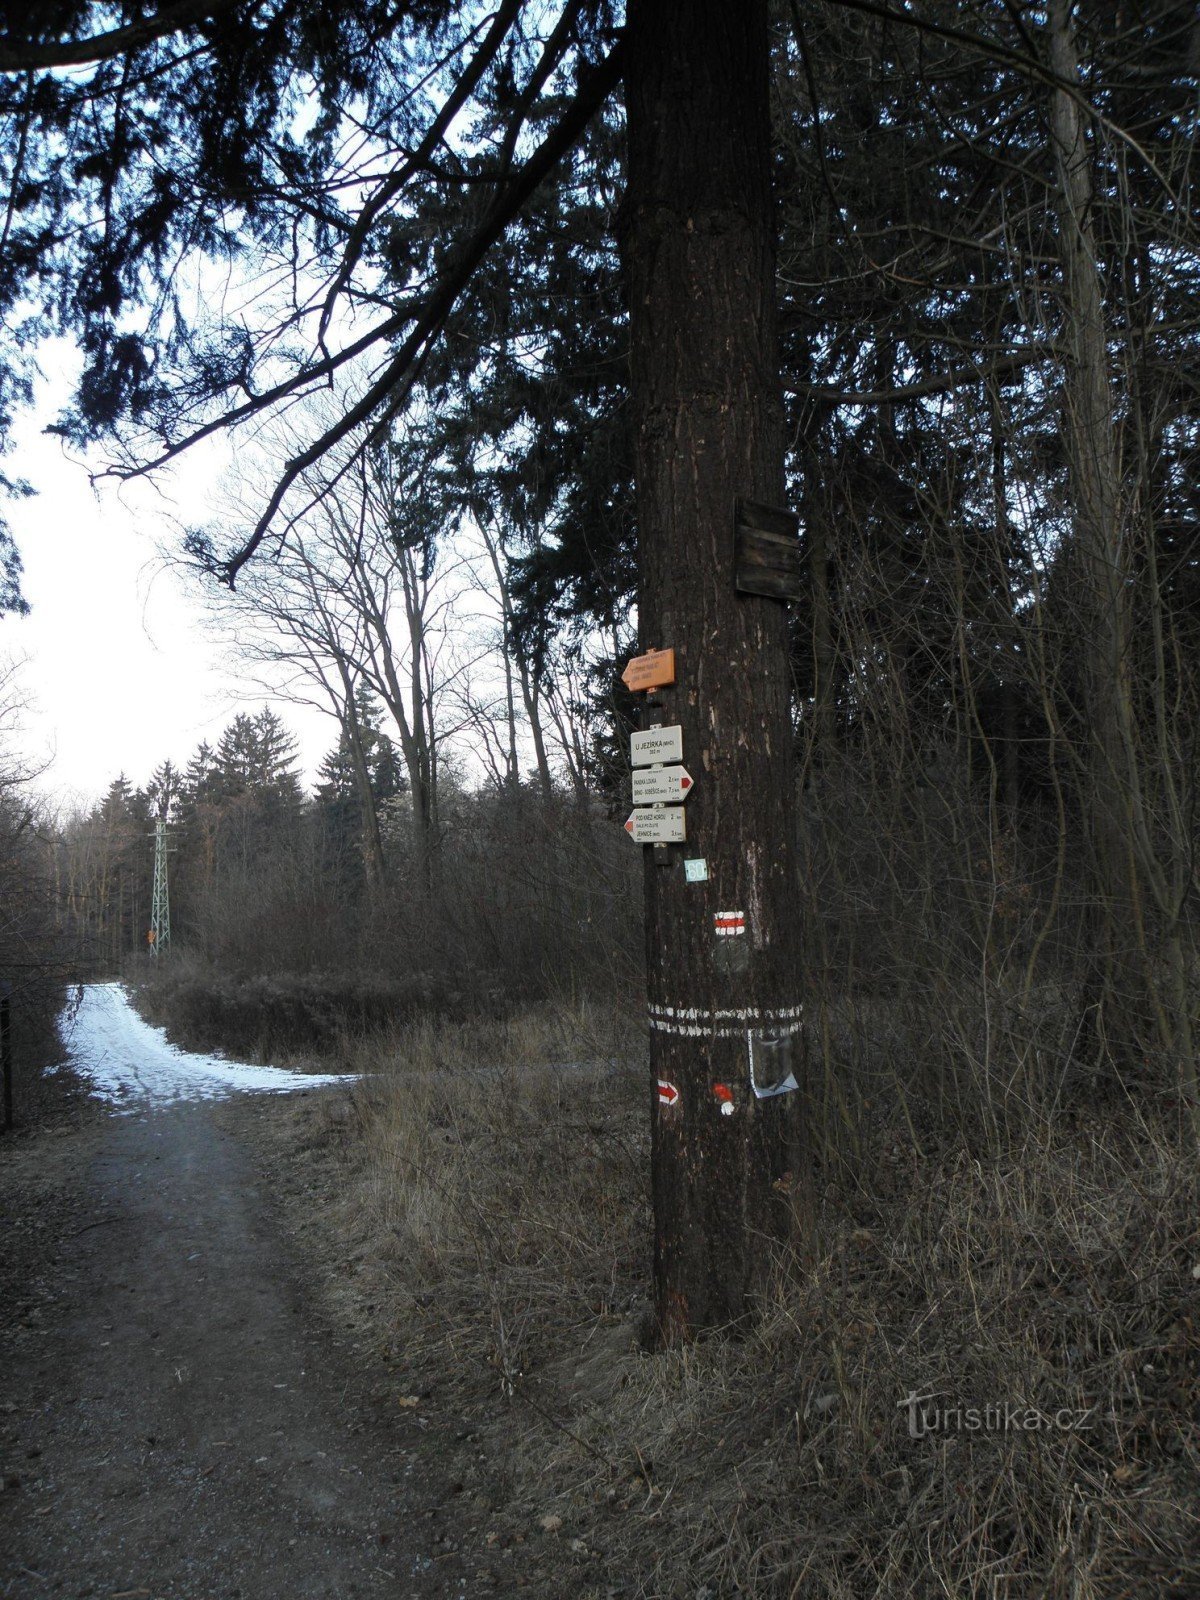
[631,764,693,805]
[631,725,683,767]
[624,806,687,844]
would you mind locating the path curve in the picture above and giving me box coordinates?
[1,993,463,1599]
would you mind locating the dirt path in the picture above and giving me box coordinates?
[1,1094,467,1599]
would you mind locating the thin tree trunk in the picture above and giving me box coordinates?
[479,518,555,798]
[520,659,554,800]
[546,681,590,807]
[624,0,805,1341]
[1047,0,1152,1069]
[352,546,439,897]
[339,673,386,891]
[808,478,836,760]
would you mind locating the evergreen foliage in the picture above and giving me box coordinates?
[9,0,1200,1344]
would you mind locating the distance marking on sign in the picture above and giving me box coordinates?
[624,806,687,845]
[631,764,693,805]
[631,725,683,767]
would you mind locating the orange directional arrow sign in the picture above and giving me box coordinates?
[621,647,675,693]
[631,765,694,805]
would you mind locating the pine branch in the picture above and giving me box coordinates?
[221,35,628,585]
[0,0,240,72]
[789,348,1048,407]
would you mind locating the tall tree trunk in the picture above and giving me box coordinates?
[480,517,556,799]
[988,391,1022,816]
[805,457,836,761]
[1047,0,1151,1069]
[623,0,804,1341]
[546,680,590,807]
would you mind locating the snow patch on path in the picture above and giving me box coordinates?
[60,982,354,1112]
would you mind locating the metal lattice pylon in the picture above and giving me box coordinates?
[150,817,171,956]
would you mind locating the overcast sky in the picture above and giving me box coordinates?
[1,344,334,809]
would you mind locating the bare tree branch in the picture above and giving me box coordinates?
[220,34,627,585]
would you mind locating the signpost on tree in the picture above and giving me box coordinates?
[621,647,676,694]
[624,0,805,1343]
[0,0,806,1347]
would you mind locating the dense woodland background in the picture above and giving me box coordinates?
[50,702,641,1047]
[1,5,1198,1591]
[1,0,1198,1144]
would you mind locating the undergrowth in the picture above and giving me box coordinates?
[131,950,472,1060]
[322,1008,1200,1600]
[140,974,1200,1597]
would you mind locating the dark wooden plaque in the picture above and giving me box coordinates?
[734,497,804,602]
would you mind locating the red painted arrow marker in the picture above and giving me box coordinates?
[657,1079,680,1107]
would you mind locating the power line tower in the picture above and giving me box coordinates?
[149,817,171,957]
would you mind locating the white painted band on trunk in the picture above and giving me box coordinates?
[648,1015,805,1038]
[649,1003,804,1022]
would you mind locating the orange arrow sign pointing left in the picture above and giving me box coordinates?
[621,647,675,693]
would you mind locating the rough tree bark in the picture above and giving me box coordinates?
[1047,0,1153,1068]
[623,0,804,1341]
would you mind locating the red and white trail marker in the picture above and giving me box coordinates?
[714,910,746,937]
[712,1082,736,1115]
[657,1079,680,1107]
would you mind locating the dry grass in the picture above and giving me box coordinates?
[618,1122,1200,1599]
[307,998,1200,1600]
[347,998,650,1368]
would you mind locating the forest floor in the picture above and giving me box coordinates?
[4,984,1199,1598]
[0,991,637,1600]
[0,1084,488,1599]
